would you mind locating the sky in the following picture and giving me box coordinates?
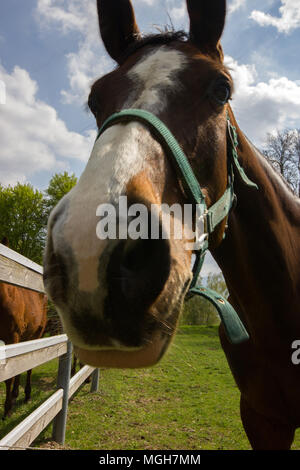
[0,0,300,275]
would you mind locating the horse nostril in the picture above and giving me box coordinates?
[118,202,169,276]
[108,237,171,308]
[121,238,156,272]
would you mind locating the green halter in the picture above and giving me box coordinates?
[96,109,258,345]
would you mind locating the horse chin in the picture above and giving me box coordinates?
[73,331,169,369]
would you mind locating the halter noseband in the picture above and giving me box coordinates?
[96,109,258,344]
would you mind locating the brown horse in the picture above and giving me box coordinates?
[43,0,300,449]
[0,238,47,418]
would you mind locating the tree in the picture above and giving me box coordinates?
[0,172,77,264]
[181,272,227,326]
[0,183,46,263]
[206,272,228,297]
[262,129,298,193]
[44,171,77,217]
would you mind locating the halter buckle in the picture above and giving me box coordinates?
[194,209,209,251]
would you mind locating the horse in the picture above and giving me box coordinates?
[0,238,47,418]
[43,0,300,449]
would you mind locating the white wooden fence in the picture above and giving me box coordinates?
[0,242,99,450]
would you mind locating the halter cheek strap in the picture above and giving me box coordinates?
[96,109,258,345]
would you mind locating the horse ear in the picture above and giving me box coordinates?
[97,0,140,64]
[1,237,9,247]
[186,0,226,60]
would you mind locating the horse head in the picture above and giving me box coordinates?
[44,0,233,367]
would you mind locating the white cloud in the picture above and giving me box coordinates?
[228,0,246,15]
[202,253,221,276]
[225,55,300,144]
[133,0,157,4]
[35,0,86,33]
[170,4,186,22]
[35,0,112,105]
[61,37,111,105]
[166,0,187,22]
[250,0,300,33]
[0,64,95,186]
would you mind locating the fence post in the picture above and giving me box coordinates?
[52,340,73,445]
[90,368,100,392]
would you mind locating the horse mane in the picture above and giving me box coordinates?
[118,30,189,64]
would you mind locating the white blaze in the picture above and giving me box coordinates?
[53,46,186,294]
[125,47,187,112]
[62,123,156,292]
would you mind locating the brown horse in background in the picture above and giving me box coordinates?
[44,0,300,449]
[0,238,47,418]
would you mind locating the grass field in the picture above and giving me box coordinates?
[1,325,299,450]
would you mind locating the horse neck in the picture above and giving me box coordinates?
[212,120,300,330]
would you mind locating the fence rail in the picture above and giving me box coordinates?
[0,335,68,382]
[0,242,99,450]
[0,335,99,450]
[0,243,44,293]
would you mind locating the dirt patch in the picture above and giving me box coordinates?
[35,440,71,450]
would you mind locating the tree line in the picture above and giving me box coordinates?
[181,272,227,326]
[0,172,77,264]
[262,129,300,197]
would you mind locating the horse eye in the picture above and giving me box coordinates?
[213,80,231,105]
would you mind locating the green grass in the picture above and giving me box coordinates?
[1,326,300,450]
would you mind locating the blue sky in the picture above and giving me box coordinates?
[0,0,300,273]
